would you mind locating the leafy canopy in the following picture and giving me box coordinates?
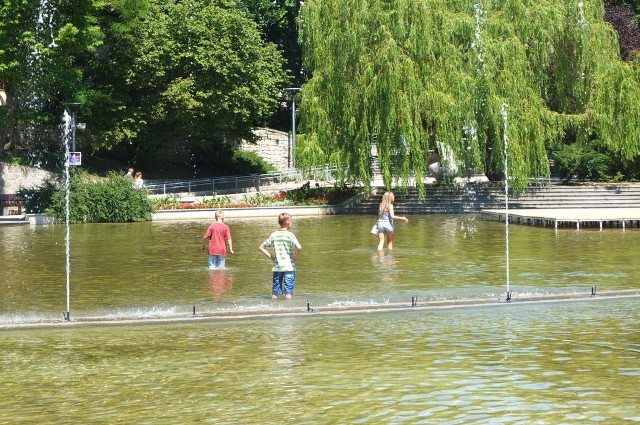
[85,0,290,166]
[298,0,640,191]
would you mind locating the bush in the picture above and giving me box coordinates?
[552,141,612,182]
[231,150,277,175]
[18,181,59,213]
[48,171,154,223]
[285,181,358,205]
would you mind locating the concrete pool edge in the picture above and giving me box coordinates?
[2,289,638,331]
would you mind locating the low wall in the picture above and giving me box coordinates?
[27,214,56,225]
[152,205,339,221]
[0,163,57,194]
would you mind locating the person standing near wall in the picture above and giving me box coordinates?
[258,212,302,300]
[133,171,145,189]
[376,191,409,251]
[202,210,234,270]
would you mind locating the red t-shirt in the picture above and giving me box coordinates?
[204,222,231,256]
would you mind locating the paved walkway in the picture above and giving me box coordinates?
[482,208,640,229]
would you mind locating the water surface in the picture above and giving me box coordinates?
[1,214,639,321]
[0,299,637,424]
[1,214,639,423]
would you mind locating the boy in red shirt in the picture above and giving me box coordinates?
[202,210,234,269]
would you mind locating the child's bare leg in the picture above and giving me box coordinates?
[377,232,385,250]
[387,231,395,250]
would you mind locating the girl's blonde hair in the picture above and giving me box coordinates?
[379,192,395,214]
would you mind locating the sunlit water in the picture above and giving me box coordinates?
[1,215,638,321]
[0,300,638,424]
[1,214,639,423]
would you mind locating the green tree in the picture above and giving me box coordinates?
[239,0,303,130]
[298,0,640,191]
[0,0,102,160]
[240,0,303,85]
[85,0,289,170]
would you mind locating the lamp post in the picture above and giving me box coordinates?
[283,88,301,169]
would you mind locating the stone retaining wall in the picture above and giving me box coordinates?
[240,128,292,171]
[0,163,57,194]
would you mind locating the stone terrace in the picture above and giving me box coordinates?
[340,183,640,214]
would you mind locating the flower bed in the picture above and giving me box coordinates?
[152,182,359,210]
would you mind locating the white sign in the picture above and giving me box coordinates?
[69,152,82,166]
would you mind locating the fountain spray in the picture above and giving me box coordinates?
[501,103,511,301]
[62,111,72,320]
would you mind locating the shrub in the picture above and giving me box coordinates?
[48,171,154,223]
[552,141,612,182]
[18,181,59,213]
[285,181,357,205]
[232,150,277,174]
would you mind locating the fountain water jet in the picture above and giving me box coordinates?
[501,103,511,301]
[62,110,72,320]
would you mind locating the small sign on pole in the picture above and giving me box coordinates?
[69,152,82,166]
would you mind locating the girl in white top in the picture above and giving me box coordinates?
[133,171,144,189]
[376,191,408,251]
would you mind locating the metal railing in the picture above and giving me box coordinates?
[145,166,337,196]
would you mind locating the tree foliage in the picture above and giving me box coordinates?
[604,0,640,60]
[240,0,303,85]
[0,0,291,173]
[0,0,102,157]
[298,0,640,192]
[85,0,289,168]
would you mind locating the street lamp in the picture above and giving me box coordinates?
[283,87,301,168]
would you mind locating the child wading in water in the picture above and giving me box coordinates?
[258,213,302,300]
[375,191,409,251]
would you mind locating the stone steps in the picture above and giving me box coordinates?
[340,184,640,214]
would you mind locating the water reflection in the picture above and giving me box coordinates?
[372,250,398,283]
[208,269,233,301]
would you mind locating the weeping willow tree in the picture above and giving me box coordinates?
[297,0,640,192]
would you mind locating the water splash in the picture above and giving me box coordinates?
[459,123,480,237]
[577,1,586,28]
[471,1,486,74]
[22,0,61,168]
[501,103,510,298]
[26,0,59,107]
[62,111,72,319]
[461,121,479,172]
[576,1,588,108]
